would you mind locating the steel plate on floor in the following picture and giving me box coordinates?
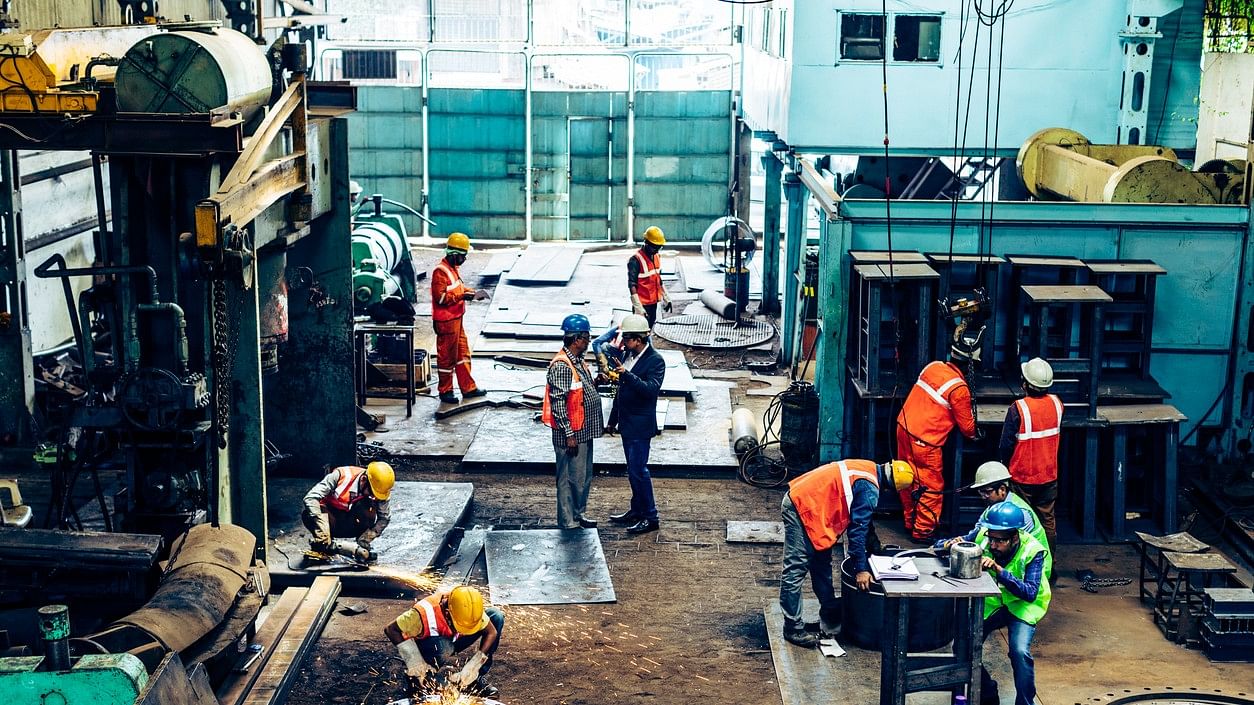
[653,314,776,349]
[484,529,616,605]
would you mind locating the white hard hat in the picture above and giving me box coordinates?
[619,314,651,334]
[1021,357,1054,390]
[971,461,1012,490]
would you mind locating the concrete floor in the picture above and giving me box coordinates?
[284,467,1254,705]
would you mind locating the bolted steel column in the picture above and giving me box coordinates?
[0,149,32,451]
[781,171,807,365]
[761,150,783,315]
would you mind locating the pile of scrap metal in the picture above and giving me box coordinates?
[0,524,274,704]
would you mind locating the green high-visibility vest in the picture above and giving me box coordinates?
[977,492,1052,578]
[976,530,1052,625]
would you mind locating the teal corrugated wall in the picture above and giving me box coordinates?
[348,86,731,241]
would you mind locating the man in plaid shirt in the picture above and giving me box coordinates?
[543,314,605,530]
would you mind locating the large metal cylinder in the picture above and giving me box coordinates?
[352,219,407,305]
[840,556,955,652]
[730,407,761,456]
[115,28,272,120]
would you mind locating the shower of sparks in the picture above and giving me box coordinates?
[369,566,444,591]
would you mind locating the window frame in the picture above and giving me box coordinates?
[835,10,945,66]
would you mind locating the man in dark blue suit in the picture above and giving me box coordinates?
[605,314,666,534]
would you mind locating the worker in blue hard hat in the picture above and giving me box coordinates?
[933,461,1052,580]
[975,501,1052,705]
[542,313,605,529]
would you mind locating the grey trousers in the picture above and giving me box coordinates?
[555,440,594,529]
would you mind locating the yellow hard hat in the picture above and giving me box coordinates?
[889,460,915,491]
[446,232,471,253]
[643,226,665,246]
[366,461,395,500]
[447,585,489,634]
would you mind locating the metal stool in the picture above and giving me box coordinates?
[354,322,417,418]
[1153,551,1238,644]
[1135,530,1208,605]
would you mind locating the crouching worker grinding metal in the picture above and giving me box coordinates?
[385,585,505,698]
[301,461,394,562]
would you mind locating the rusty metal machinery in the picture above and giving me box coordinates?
[0,26,157,113]
[1017,127,1247,204]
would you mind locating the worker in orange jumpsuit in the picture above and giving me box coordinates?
[895,334,980,541]
[628,226,672,327]
[431,232,486,404]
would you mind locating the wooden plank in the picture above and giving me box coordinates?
[1098,403,1186,424]
[1021,284,1113,303]
[241,576,340,705]
[924,252,1006,265]
[215,588,308,705]
[849,250,928,263]
[853,263,939,281]
[1007,255,1085,267]
[1085,260,1166,275]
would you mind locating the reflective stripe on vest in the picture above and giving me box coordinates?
[977,531,1052,625]
[898,361,968,447]
[1009,394,1063,485]
[417,598,442,638]
[1015,395,1062,440]
[789,459,880,552]
[321,467,366,512]
[432,260,466,321]
[633,250,663,305]
[542,351,586,432]
[914,375,964,410]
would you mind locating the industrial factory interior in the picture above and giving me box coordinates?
[4,0,1254,703]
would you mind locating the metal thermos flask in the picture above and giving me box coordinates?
[949,541,983,579]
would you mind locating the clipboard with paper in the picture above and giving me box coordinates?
[868,554,921,581]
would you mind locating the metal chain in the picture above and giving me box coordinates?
[210,279,236,450]
[1082,576,1132,593]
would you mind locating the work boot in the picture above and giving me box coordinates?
[439,392,459,404]
[473,678,499,698]
[463,388,487,399]
[783,620,820,648]
[980,679,1000,705]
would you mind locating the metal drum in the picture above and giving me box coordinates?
[115,28,272,120]
[840,555,955,652]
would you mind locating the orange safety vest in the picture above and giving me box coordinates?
[1009,394,1063,485]
[897,361,969,447]
[632,250,663,305]
[788,459,880,552]
[542,351,586,432]
[408,592,457,640]
[431,259,466,322]
[319,466,368,512]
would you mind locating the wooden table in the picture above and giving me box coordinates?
[879,557,1000,705]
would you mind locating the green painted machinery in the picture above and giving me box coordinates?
[0,653,149,705]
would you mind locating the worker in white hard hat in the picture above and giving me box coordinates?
[301,461,395,561]
[628,226,672,327]
[934,461,1052,579]
[999,357,1062,556]
[603,314,666,535]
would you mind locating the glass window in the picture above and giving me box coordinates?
[431,0,527,42]
[427,51,526,88]
[840,13,885,60]
[532,54,629,91]
[893,15,941,62]
[629,0,733,46]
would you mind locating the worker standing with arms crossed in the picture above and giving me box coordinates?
[628,226,672,327]
[544,314,605,530]
[1000,357,1062,558]
[431,232,487,405]
[895,334,981,541]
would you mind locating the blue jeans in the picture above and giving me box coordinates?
[779,494,839,625]
[418,606,505,676]
[981,608,1037,705]
[623,437,658,521]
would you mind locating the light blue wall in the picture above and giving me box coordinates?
[348,86,730,241]
[742,0,1203,153]
[811,199,1249,458]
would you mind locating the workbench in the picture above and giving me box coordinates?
[354,321,417,417]
[878,557,999,705]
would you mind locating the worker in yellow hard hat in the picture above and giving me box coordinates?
[385,584,505,698]
[628,225,672,326]
[779,458,914,648]
[301,461,395,561]
[432,232,488,405]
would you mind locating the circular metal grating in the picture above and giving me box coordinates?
[1084,691,1254,705]
[653,314,776,349]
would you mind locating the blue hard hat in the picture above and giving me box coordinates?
[980,501,1027,532]
[561,314,591,333]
